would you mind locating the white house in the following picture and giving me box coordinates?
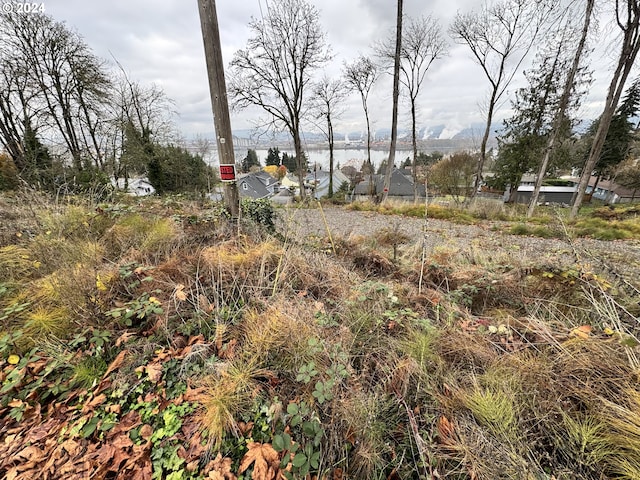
[113,177,155,196]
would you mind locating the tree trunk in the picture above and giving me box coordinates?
[411,98,419,203]
[364,107,375,199]
[382,0,403,203]
[293,129,306,199]
[570,0,640,219]
[528,0,594,218]
[328,112,334,198]
[472,85,498,200]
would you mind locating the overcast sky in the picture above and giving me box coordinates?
[44,0,630,140]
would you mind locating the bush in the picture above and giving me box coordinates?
[0,154,19,191]
[148,145,214,194]
[240,198,277,232]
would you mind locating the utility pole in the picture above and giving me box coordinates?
[197,0,240,218]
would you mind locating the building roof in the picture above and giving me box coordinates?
[565,176,636,199]
[354,169,425,197]
[252,170,279,188]
[237,174,271,199]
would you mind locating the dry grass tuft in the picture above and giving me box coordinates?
[200,358,268,450]
[0,245,39,280]
[241,300,321,372]
[23,306,71,342]
[336,392,397,478]
[103,214,180,259]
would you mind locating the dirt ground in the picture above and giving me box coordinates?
[280,206,640,286]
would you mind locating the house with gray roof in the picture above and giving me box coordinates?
[237,172,273,199]
[304,169,350,199]
[352,169,425,202]
[567,176,638,204]
[251,171,280,195]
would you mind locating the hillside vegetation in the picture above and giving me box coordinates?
[1,192,640,480]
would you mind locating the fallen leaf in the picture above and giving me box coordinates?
[313,301,325,314]
[116,332,136,347]
[238,442,280,480]
[135,361,163,383]
[198,294,212,312]
[145,363,163,383]
[570,325,592,339]
[103,350,128,378]
[112,433,134,450]
[140,424,153,441]
[86,393,107,409]
[206,453,237,480]
[60,439,81,456]
[15,445,46,462]
[437,416,456,446]
[175,284,187,301]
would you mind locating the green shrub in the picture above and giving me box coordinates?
[241,198,277,232]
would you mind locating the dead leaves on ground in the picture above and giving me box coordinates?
[0,335,220,480]
[238,442,281,480]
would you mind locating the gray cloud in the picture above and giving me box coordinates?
[44,0,628,139]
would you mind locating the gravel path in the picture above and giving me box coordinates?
[279,206,640,282]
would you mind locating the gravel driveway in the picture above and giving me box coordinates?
[279,206,640,282]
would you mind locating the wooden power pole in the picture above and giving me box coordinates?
[197,0,240,218]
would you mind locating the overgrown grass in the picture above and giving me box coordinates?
[346,199,640,240]
[572,216,640,240]
[1,193,639,480]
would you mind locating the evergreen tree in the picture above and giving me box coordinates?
[118,121,155,189]
[21,121,54,188]
[241,149,260,172]
[147,145,213,194]
[281,152,299,173]
[265,147,281,166]
[493,43,587,200]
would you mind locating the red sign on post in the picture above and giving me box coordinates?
[219,164,236,182]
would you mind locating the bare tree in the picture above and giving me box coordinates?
[0,48,37,171]
[570,0,640,218]
[311,76,347,198]
[377,14,448,201]
[229,0,330,198]
[0,9,111,172]
[527,0,595,217]
[450,0,555,199]
[107,70,174,188]
[382,0,404,203]
[343,55,378,197]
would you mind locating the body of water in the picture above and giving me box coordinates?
[206,148,416,171]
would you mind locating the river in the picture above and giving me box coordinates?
[206,148,417,171]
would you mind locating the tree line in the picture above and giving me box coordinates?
[228,0,640,212]
[0,4,213,194]
[1,0,640,213]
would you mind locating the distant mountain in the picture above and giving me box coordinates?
[229,120,594,145]
[420,125,445,140]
